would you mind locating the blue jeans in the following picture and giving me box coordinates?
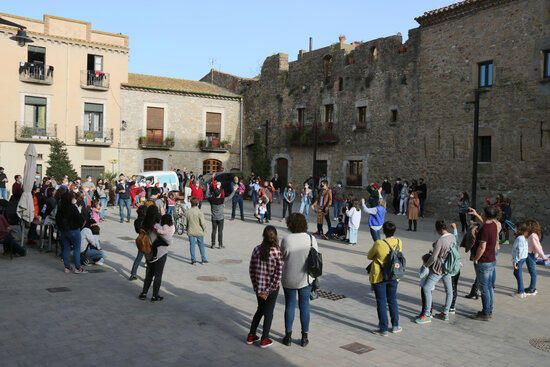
[491,250,499,288]
[189,236,207,262]
[99,197,108,219]
[526,253,537,291]
[513,258,526,293]
[299,201,310,220]
[85,248,105,262]
[284,286,311,333]
[372,280,399,332]
[0,187,7,200]
[369,228,381,242]
[131,251,144,276]
[475,261,496,315]
[422,271,453,315]
[118,198,131,221]
[166,206,174,216]
[61,229,81,269]
[333,201,343,219]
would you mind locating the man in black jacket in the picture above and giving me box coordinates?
[392,178,403,215]
[418,178,427,217]
[381,177,392,203]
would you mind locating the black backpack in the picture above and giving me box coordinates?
[306,234,323,278]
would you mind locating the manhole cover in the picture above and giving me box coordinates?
[118,236,135,241]
[317,289,346,301]
[87,269,106,273]
[46,287,71,293]
[196,276,227,282]
[219,259,242,265]
[340,342,375,354]
[530,338,550,352]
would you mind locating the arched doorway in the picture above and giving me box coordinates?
[203,159,222,174]
[275,158,288,186]
[144,158,163,171]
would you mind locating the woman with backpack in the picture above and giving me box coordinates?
[246,226,283,349]
[416,220,455,324]
[280,213,319,347]
[138,205,165,302]
[367,221,403,336]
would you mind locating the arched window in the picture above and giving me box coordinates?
[203,159,222,174]
[144,158,163,171]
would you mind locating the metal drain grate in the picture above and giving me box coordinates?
[530,338,550,352]
[87,269,106,273]
[317,289,346,301]
[197,276,227,282]
[340,342,375,354]
[118,236,135,241]
[219,259,242,265]
[46,287,71,293]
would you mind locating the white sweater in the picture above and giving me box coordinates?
[346,207,362,230]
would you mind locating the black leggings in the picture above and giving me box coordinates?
[459,213,467,233]
[450,271,460,309]
[142,254,167,297]
[249,288,279,340]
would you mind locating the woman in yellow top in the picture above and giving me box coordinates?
[367,221,403,336]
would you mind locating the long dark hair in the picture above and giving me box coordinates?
[142,205,161,231]
[260,225,279,262]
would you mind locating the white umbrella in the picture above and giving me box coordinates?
[17,144,37,223]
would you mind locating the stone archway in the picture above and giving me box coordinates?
[271,153,291,185]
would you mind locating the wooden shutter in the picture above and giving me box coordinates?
[147,107,164,130]
[206,112,221,134]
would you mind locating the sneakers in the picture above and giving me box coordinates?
[449,308,456,314]
[391,326,402,333]
[64,267,72,274]
[415,314,432,324]
[246,334,260,345]
[516,292,527,299]
[73,267,87,274]
[95,258,105,266]
[138,293,147,300]
[151,296,164,302]
[371,329,389,337]
[128,274,138,281]
[472,311,491,321]
[434,312,449,321]
[260,338,274,348]
[525,289,538,296]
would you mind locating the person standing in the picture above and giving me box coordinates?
[281,213,318,347]
[381,177,392,204]
[184,197,208,265]
[246,226,283,349]
[116,174,132,223]
[271,173,282,204]
[299,183,313,221]
[0,167,8,200]
[399,181,409,215]
[332,182,344,221]
[282,182,296,220]
[258,181,275,223]
[361,198,387,242]
[312,180,332,239]
[392,178,403,215]
[458,192,470,233]
[208,178,234,249]
[96,179,108,222]
[56,191,86,273]
[11,175,23,201]
[367,221,402,336]
[189,178,204,209]
[231,176,245,221]
[417,178,427,217]
[415,220,455,324]
[345,199,362,246]
[524,219,548,296]
[511,222,529,298]
[470,206,500,321]
[407,191,420,231]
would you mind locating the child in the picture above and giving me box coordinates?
[345,199,362,245]
[257,198,267,224]
[525,219,548,296]
[166,192,176,216]
[511,222,529,298]
[91,199,101,225]
[81,221,105,265]
[151,214,175,261]
[419,253,434,317]
[331,215,346,241]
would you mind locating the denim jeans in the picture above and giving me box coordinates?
[348,228,358,244]
[299,201,310,220]
[166,206,174,216]
[526,253,537,290]
[99,197,108,219]
[61,228,81,269]
[0,187,7,200]
[283,286,311,333]
[399,198,407,214]
[118,198,131,221]
[422,271,453,315]
[513,258,526,293]
[231,197,244,220]
[189,236,207,262]
[131,251,144,276]
[475,261,496,315]
[369,228,381,242]
[85,248,105,262]
[333,201,343,219]
[491,250,499,288]
[372,280,399,332]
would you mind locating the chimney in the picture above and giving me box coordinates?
[339,35,346,44]
[309,37,313,52]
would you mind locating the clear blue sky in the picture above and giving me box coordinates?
[3,0,457,80]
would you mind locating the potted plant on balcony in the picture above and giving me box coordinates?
[20,126,34,139]
[165,136,175,147]
[84,131,95,141]
[138,136,147,146]
[220,140,231,150]
[196,139,206,149]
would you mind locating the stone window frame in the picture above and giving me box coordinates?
[20,93,51,131]
[354,99,368,131]
[342,156,368,189]
[477,60,494,89]
[82,97,108,137]
[477,127,496,164]
[201,106,226,141]
[542,49,550,80]
[142,102,167,137]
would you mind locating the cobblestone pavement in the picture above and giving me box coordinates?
[1,202,549,366]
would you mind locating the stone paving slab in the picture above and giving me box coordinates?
[1,202,549,366]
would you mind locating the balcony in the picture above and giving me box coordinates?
[287,123,339,146]
[138,131,175,150]
[198,137,231,153]
[81,70,110,90]
[75,126,114,146]
[14,121,57,143]
[19,62,53,85]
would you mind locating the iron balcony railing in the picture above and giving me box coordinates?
[19,62,54,85]
[14,121,57,143]
[138,130,175,150]
[75,126,114,146]
[80,70,110,90]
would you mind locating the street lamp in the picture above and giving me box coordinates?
[0,17,33,46]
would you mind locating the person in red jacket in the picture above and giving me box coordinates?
[190,178,204,209]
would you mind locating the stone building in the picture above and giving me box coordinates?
[120,73,242,175]
[201,0,550,225]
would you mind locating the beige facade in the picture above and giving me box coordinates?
[0,13,128,180]
[120,74,242,175]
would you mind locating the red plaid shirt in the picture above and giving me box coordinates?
[249,245,283,295]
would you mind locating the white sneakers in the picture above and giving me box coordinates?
[95,258,105,266]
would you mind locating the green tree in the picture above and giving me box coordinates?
[46,139,77,181]
[251,131,270,178]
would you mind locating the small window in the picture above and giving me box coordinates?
[345,53,355,65]
[206,112,222,147]
[338,77,344,91]
[347,160,363,186]
[203,159,222,174]
[28,45,45,64]
[144,158,163,171]
[370,46,378,61]
[24,96,47,130]
[87,54,103,72]
[478,61,493,88]
[146,107,164,144]
[544,50,550,79]
[357,106,367,128]
[297,108,305,125]
[391,109,398,122]
[478,136,492,162]
[325,104,334,123]
[84,103,104,135]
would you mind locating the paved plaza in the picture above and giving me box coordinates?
[1,202,549,367]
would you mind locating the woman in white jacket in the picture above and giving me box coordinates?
[345,199,362,245]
